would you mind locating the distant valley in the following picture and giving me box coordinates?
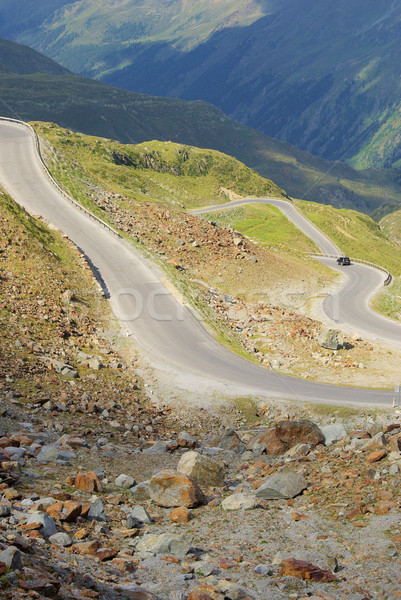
[1,36,401,218]
[2,0,401,169]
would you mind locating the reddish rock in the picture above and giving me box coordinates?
[279,559,337,582]
[95,547,119,561]
[366,449,387,464]
[275,420,324,448]
[252,429,287,455]
[46,502,64,519]
[73,540,101,556]
[62,501,82,522]
[148,469,205,508]
[73,472,102,492]
[170,507,192,523]
[187,585,222,600]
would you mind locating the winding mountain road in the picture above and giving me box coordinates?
[0,119,396,406]
[193,199,401,346]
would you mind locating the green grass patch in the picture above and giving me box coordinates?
[201,203,318,253]
[294,198,401,276]
[233,396,261,425]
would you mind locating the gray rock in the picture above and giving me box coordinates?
[0,504,11,517]
[88,358,102,370]
[218,429,245,453]
[253,564,273,575]
[143,441,169,455]
[113,585,159,600]
[48,532,72,547]
[0,546,22,570]
[221,493,259,511]
[115,474,136,489]
[389,463,400,475]
[61,366,79,379]
[129,505,153,524]
[25,512,57,538]
[240,451,254,461]
[136,533,192,556]
[36,445,60,463]
[126,515,143,529]
[319,423,347,445]
[130,481,150,501]
[215,580,247,600]
[318,327,344,350]
[5,447,26,460]
[255,471,307,499]
[177,450,225,487]
[87,497,105,521]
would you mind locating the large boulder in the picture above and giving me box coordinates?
[177,451,225,487]
[148,469,205,508]
[318,327,344,350]
[255,471,307,499]
[250,420,324,456]
[25,512,58,539]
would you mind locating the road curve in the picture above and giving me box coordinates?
[0,120,394,406]
[192,198,401,346]
[191,198,340,255]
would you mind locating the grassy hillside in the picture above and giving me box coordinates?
[33,122,285,208]
[199,203,318,254]
[295,199,401,276]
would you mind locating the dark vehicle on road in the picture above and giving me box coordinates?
[337,256,351,265]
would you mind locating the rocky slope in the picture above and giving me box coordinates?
[1,152,401,600]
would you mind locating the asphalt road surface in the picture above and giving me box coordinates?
[193,199,401,346]
[0,120,396,405]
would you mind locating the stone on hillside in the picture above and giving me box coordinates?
[61,366,79,379]
[115,474,136,489]
[88,358,102,370]
[88,497,105,521]
[129,505,153,524]
[36,445,60,463]
[275,420,324,448]
[187,585,222,600]
[249,429,286,455]
[360,432,387,451]
[25,512,57,538]
[255,471,307,499]
[177,451,225,487]
[177,431,197,448]
[74,471,103,492]
[114,585,160,600]
[57,434,89,448]
[149,469,205,508]
[279,558,337,582]
[130,481,150,501]
[143,441,169,455]
[318,327,344,350]
[170,507,192,523]
[218,429,245,453]
[0,546,22,570]
[319,423,347,445]
[49,532,72,547]
[221,493,259,511]
[215,580,247,600]
[136,533,192,556]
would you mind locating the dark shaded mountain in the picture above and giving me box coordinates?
[1,36,401,215]
[0,37,69,75]
[3,0,401,169]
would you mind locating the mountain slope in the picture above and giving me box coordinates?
[0,37,69,75]
[4,0,401,169]
[1,36,401,214]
